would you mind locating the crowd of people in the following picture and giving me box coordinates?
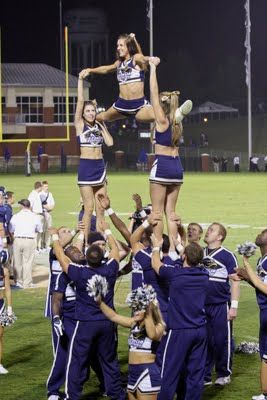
[0,32,267,400]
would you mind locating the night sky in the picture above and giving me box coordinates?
[1,0,267,106]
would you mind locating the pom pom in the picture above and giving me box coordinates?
[236,242,257,257]
[0,249,9,264]
[86,275,108,300]
[126,284,157,312]
[0,311,17,327]
[235,341,259,354]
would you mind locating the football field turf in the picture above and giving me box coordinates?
[1,171,267,399]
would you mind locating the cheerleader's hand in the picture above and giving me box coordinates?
[151,233,163,249]
[97,194,111,210]
[149,57,161,67]
[147,212,162,226]
[132,194,143,211]
[77,221,85,233]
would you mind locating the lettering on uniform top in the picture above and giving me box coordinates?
[128,324,152,352]
[117,58,144,85]
[52,260,62,273]
[80,124,103,147]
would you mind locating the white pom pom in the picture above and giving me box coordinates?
[126,284,157,311]
[236,241,257,257]
[0,310,17,327]
[86,275,108,300]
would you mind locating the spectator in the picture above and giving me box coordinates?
[9,199,42,289]
[233,156,240,172]
[204,133,209,146]
[40,181,55,251]
[28,182,43,252]
[251,156,260,172]
[264,155,267,172]
[221,156,228,172]
[212,155,220,173]
[3,147,11,173]
[200,133,205,147]
[137,148,148,171]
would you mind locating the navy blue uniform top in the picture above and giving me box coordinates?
[54,272,76,320]
[154,124,173,147]
[0,205,7,227]
[67,258,118,321]
[128,323,159,354]
[117,58,145,85]
[131,247,152,290]
[256,255,267,310]
[135,249,182,315]
[159,264,209,329]
[77,123,104,148]
[203,246,238,305]
[44,249,63,318]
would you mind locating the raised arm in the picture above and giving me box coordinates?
[98,220,119,263]
[144,304,165,341]
[149,58,168,128]
[97,194,131,244]
[83,61,119,76]
[130,212,161,255]
[151,234,164,275]
[51,228,72,273]
[98,298,133,328]
[74,71,87,131]
[243,256,267,294]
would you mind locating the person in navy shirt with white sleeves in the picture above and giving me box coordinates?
[239,229,267,400]
[203,222,240,386]
[151,236,209,400]
[51,221,124,400]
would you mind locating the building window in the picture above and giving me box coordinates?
[16,96,43,123]
[53,96,77,123]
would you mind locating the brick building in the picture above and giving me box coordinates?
[1,63,90,158]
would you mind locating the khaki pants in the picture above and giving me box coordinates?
[13,238,36,288]
[42,212,52,249]
[36,215,44,250]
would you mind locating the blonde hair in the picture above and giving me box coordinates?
[150,301,166,333]
[160,91,183,146]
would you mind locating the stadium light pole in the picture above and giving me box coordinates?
[244,0,252,159]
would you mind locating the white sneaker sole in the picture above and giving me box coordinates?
[175,100,193,123]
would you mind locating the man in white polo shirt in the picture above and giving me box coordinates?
[9,199,42,289]
[28,181,43,252]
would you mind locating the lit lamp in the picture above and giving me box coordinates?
[203,117,208,123]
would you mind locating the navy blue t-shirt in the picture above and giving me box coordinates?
[159,264,209,329]
[256,255,267,309]
[135,249,182,315]
[203,246,238,305]
[67,258,118,321]
[54,272,76,319]
[131,247,152,290]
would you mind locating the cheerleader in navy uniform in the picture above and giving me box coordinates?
[0,228,14,374]
[148,57,192,242]
[95,285,165,400]
[81,33,157,123]
[75,70,113,242]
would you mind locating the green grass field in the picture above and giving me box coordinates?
[1,171,267,400]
